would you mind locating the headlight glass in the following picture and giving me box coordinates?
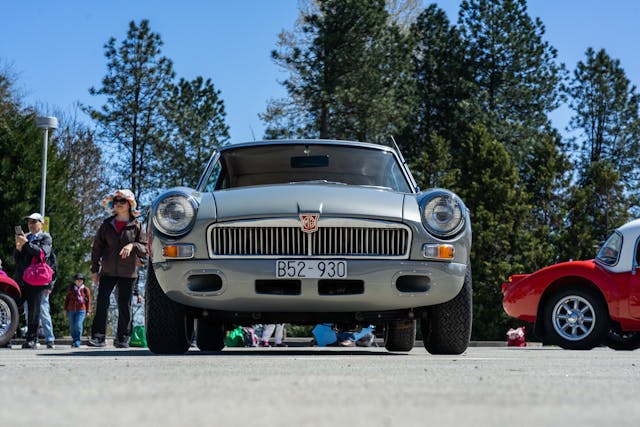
[153,194,197,236]
[422,194,464,238]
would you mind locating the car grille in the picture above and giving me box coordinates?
[209,222,410,258]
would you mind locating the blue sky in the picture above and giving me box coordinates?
[2,1,639,143]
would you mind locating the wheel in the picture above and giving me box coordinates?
[196,318,226,351]
[0,292,19,347]
[422,265,472,355]
[145,265,193,354]
[542,287,608,350]
[606,328,640,351]
[384,319,416,351]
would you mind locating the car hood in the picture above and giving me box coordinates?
[211,184,407,221]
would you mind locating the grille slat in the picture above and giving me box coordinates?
[211,224,409,257]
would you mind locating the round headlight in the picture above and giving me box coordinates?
[421,194,464,238]
[153,194,197,236]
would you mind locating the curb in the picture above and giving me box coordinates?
[9,337,540,348]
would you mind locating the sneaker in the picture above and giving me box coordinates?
[22,341,37,349]
[114,340,129,349]
[275,342,288,347]
[71,342,81,348]
[259,340,271,347]
[46,342,55,349]
[88,338,106,347]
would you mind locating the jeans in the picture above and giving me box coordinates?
[40,293,55,343]
[68,310,86,346]
[91,275,135,341]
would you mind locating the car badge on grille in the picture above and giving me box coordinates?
[299,213,319,233]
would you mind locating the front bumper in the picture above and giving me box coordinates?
[152,258,466,312]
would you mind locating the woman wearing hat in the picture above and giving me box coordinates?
[88,190,147,348]
[14,212,54,349]
[64,273,91,348]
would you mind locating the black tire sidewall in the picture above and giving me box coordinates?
[0,292,19,346]
[196,318,226,351]
[145,265,192,354]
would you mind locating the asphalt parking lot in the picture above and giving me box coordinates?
[1,344,639,427]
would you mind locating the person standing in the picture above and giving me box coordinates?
[14,213,53,349]
[64,273,91,348]
[88,190,147,348]
[259,324,286,347]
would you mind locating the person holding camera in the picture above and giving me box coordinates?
[13,213,54,349]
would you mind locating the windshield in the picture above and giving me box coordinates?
[596,231,622,266]
[202,143,412,193]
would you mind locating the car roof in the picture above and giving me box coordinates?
[617,218,640,237]
[220,139,398,154]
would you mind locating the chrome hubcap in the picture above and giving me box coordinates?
[0,298,12,336]
[552,295,596,341]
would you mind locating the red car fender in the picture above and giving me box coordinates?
[502,260,621,322]
[0,273,21,300]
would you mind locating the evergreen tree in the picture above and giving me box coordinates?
[567,48,640,194]
[558,48,640,256]
[87,19,175,203]
[264,0,413,142]
[406,4,475,160]
[458,0,564,163]
[156,76,230,190]
[0,70,86,337]
[517,131,571,269]
[453,124,526,340]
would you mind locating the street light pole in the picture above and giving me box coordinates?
[36,116,58,218]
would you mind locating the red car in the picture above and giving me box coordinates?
[502,219,640,350]
[0,271,21,347]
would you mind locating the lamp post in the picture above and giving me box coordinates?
[36,116,58,218]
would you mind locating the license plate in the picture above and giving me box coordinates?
[275,260,347,279]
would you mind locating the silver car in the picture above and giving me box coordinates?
[145,140,472,354]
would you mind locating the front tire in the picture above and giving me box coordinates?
[542,287,608,350]
[422,265,472,355]
[384,319,416,352]
[0,292,19,347]
[145,265,193,354]
[196,319,226,351]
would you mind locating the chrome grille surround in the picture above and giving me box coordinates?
[207,218,411,259]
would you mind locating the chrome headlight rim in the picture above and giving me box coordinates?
[420,191,465,239]
[152,191,199,237]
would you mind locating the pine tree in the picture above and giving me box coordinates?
[559,48,640,255]
[453,124,526,339]
[406,4,475,159]
[458,0,564,163]
[264,0,413,142]
[157,76,230,190]
[0,70,87,337]
[567,48,640,193]
[87,19,175,203]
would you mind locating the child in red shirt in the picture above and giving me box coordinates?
[64,273,91,348]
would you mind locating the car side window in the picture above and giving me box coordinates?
[596,232,622,266]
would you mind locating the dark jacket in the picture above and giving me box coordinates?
[64,284,91,313]
[91,216,147,278]
[13,231,53,288]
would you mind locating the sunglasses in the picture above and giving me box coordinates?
[113,198,129,205]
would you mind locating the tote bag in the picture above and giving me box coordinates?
[22,251,53,286]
